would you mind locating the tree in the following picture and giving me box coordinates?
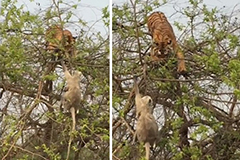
[0,0,109,159]
[112,0,240,159]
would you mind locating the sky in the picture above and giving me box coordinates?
[112,0,240,9]
[0,0,109,36]
[112,0,240,38]
[1,0,238,36]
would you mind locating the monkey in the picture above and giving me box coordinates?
[133,77,158,160]
[134,78,153,119]
[61,61,81,131]
[61,61,81,160]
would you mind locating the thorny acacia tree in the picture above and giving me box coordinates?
[112,0,240,159]
[0,0,109,159]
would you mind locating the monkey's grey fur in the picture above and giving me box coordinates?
[133,78,158,160]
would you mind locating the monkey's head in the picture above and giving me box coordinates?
[73,71,81,78]
[64,70,82,91]
[141,96,153,108]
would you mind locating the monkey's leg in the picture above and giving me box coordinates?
[145,142,150,160]
[70,107,76,131]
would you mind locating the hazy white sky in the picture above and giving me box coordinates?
[112,0,239,8]
[112,0,240,18]
[112,0,239,38]
[0,0,239,36]
[6,0,109,36]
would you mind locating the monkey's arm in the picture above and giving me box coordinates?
[61,60,72,80]
[61,60,67,71]
[64,70,72,81]
[134,77,143,117]
[133,76,139,95]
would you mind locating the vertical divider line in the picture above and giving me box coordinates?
[109,0,113,159]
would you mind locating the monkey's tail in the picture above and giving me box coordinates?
[133,76,139,95]
[66,107,76,160]
[145,142,150,160]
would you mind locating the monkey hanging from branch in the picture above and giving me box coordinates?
[61,61,81,131]
[133,77,158,160]
[61,61,81,160]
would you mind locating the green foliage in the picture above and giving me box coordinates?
[42,144,61,160]
[102,6,110,27]
[112,0,240,159]
[0,0,109,159]
[224,59,240,88]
